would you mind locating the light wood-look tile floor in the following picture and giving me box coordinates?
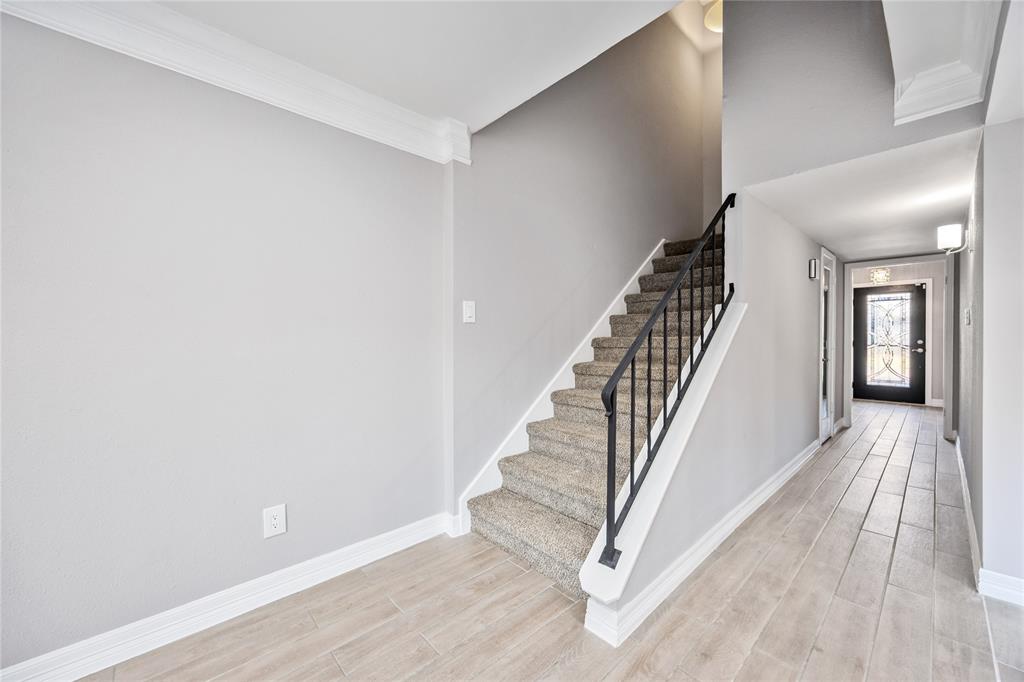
[85,402,1023,681]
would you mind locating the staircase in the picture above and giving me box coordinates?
[467,235,726,597]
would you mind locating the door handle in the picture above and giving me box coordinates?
[912,348,925,354]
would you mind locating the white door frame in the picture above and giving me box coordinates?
[843,254,947,421]
[819,248,837,443]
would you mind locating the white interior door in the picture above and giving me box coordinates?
[819,249,837,443]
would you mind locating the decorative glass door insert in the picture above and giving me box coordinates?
[866,292,911,387]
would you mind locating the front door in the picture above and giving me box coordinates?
[853,283,926,404]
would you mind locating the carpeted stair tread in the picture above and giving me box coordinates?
[574,360,681,380]
[639,267,723,294]
[551,387,663,414]
[663,234,724,257]
[499,452,609,528]
[468,489,595,597]
[527,416,643,453]
[652,248,724,273]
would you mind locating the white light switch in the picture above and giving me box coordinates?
[462,300,476,324]
[964,306,972,326]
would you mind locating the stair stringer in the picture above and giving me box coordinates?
[579,302,751,645]
[452,239,667,535]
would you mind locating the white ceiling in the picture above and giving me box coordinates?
[747,128,982,262]
[161,1,675,132]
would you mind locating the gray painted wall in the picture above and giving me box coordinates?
[851,260,947,402]
[701,46,724,223]
[450,16,706,497]
[979,118,1024,581]
[722,0,986,190]
[621,193,822,603]
[958,144,985,566]
[1,17,446,666]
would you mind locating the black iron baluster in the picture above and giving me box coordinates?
[676,288,682,381]
[602,388,617,566]
[662,311,667,418]
[700,243,706,348]
[630,358,635,495]
[646,329,652,460]
[689,267,694,376]
[713,227,719,330]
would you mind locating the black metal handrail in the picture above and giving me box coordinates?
[599,193,737,568]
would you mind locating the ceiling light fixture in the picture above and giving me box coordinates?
[704,0,723,33]
[869,268,891,285]
[937,223,966,254]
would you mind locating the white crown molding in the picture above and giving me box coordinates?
[883,0,1003,126]
[0,513,457,681]
[1,1,471,165]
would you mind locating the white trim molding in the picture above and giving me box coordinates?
[979,569,1024,607]
[0,513,456,682]
[452,239,668,535]
[882,0,1003,125]
[585,428,819,647]
[0,1,471,165]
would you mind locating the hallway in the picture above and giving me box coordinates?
[88,402,1022,680]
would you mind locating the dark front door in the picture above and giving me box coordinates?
[853,283,926,404]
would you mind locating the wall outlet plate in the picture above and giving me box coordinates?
[263,504,287,538]
[462,300,476,323]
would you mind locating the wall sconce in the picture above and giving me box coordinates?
[808,258,818,280]
[869,267,891,285]
[937,223,966,254]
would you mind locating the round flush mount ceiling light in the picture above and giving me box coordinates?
[869,268,891,285]
[704,0,723,33]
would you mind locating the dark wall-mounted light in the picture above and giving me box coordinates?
[808,258,819,280]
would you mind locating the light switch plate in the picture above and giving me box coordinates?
[462,300,476,324]
[263,504,287,538]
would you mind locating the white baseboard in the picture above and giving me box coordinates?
[584,435,819,647]
[452,239,667,535]
[926,398,945,408]
[1,513,456,682]
[834,416,851,432]
[954,436,983,583]
[979,569,1024,606]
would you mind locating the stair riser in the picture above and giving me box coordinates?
[653,248,725,273]
[553,401,656,431]
[593,344,692,364]
[500,472,603,530]
[577,368,679,395]
[639,269,724,294]
[625,294,722,315]
[469,516,585,599]
[611,320,696,338]
[527,434,640,469]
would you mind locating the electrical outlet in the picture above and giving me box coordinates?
[462,300,476,324]
[263,504,287,539]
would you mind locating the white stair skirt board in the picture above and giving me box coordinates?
[979,569,1024,607]
[0,513,458,682]
[0,2,471,165]
[453,239,667,535]
[580,303,815,647]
